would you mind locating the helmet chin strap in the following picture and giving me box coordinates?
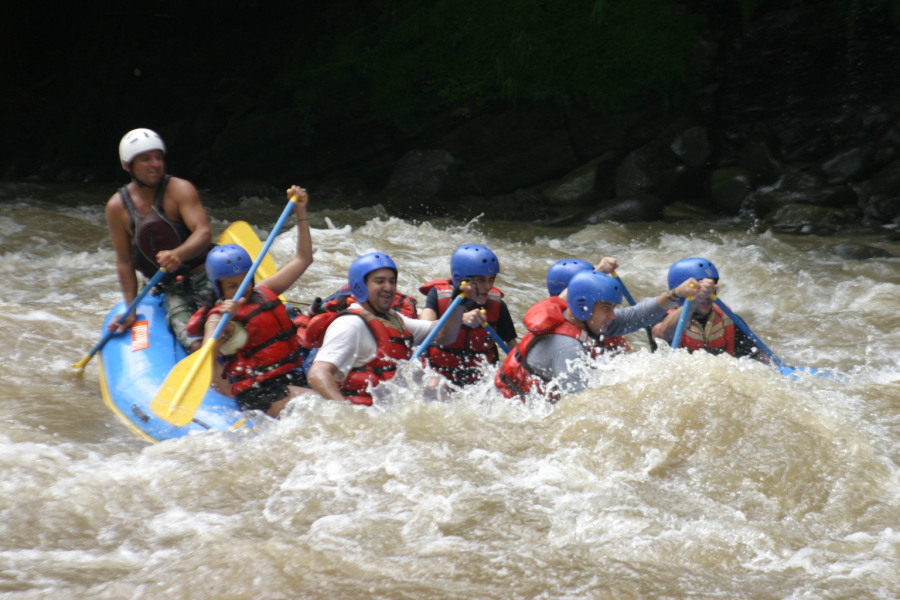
[585,324,604,343]
[568,310,602,341]
[575,312,605,342]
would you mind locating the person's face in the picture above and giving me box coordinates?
[365,268,397,313]
[218,273,250,300]
[126,150,165,184]
[586,301,616,336]
[464,274,496,304]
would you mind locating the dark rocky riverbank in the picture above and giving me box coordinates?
[4,2,899,239]
[366,2,900,238]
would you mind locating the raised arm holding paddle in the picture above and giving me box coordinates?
[152,186,313,425]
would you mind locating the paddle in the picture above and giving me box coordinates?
[411,288,468,361]
[71,268,168,370]
[670,295,694,350]
[151,195,300,426]
[216,220,280,285]
[712,297,834,379]
[483,321,511,354]
[612,272,657,352]
[710,297,780,364]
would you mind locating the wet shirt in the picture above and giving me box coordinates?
[313,303,434,380]
[526,298,667,395]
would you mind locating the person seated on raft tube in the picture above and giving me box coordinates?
[418,244,518,386]
[305,252,472,405]
[496,270,700,402]
[651,257,769,361]
[105,128,215,351]
[186,186,313,418]
[546,256,632,353]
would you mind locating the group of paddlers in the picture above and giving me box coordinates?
[107,128,767,418]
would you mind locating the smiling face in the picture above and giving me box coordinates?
[125,149,165,186]
[363,268,398,314]
[585,301,616,336]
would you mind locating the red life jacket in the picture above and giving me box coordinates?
[602,335,632,353]
[495,297,601,402]
[305,306,414,405]
[185,307,206,338]
[417,279,504,385]
[292,312,313,348]
[187,286,301,396]
[386,292,418,318]
[298,286,417,352]
[677,305,736,355]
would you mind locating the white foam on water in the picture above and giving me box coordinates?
[0,182,897,599]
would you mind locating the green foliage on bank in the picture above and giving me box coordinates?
[373,0,699,119]
[284,0,900,135]
[287,0,700,133]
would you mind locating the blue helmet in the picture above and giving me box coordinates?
[348,252,397,302]
[667,257,719,292]
[566,271,623,320]
[450,244,500,287]
[206,244,252,298]
[546,258,594,297]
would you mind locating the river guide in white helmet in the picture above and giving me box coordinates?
[105,128,214,352]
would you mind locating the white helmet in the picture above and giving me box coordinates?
[118,128,166,165]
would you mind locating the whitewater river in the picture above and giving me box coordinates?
[1,181,897,599]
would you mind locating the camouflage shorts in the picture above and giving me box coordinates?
[162,270,214,351]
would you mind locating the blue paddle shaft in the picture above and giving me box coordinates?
[713,298,784,367]
[483,323,511,354]
[89,268,168,356]
[620,283,638,306]
[411,293,466,360]
[720,303,835,379]
[209,200,297,342]
[671,298,693,349]
[611,272,637,306]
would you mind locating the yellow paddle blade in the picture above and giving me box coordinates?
[217,221,278,281]
[71,354,91,370]
[150,342,216,427]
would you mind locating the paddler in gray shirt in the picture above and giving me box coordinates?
[495,267,706,401]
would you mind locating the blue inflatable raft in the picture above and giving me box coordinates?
[97,292,253,443]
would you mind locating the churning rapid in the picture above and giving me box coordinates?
[0,182,897,599]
